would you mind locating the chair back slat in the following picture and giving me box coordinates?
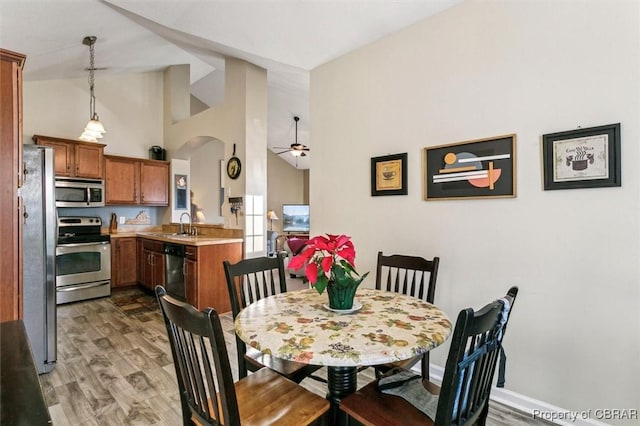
[224,254,287,314]
[376,252,439,303]
[223,254,288,379]
[435,286,518,426]
[156,286,241,426]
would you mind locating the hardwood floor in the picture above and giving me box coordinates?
[40,286,551,425]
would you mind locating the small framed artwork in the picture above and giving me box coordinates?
[371,153,408,196]
[542,123,621,190]
[423,134,516,200]
[175,174,188,209]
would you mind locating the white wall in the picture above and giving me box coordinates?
[23,72,164,158]
[310,0,639,422]
[163,60,268,233]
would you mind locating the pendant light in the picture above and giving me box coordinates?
[79,36,106,142]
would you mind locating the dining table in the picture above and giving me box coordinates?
[234,287,452,425]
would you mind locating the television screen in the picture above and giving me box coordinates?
[282,204,310,233]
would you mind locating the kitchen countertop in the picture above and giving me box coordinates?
[108,232,243,246]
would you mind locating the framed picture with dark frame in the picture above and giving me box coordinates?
[542,123,621,190]
[371,153,407,196]
[423,134,516,201]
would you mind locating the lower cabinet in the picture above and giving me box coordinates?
[184,242,243,314]
[139,239,165,291]
[184,246,198,306]
[131,237,242,313]
[111,237,138,288]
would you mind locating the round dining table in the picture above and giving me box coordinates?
[234,287,452,425]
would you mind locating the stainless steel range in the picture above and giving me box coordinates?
[56,216,111,304]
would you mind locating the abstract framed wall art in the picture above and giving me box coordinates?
[423,134,516,200]
[542,123,621,190]
[371,153,408,196]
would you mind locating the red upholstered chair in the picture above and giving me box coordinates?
[284,236,309,277]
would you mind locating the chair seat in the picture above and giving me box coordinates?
[195,368,329,426]
[340,378,440,426]
[245,346,323,383]
[236,368,329,426]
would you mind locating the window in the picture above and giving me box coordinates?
[244,195,264,254]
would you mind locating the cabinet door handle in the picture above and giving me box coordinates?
[141,192,145,202]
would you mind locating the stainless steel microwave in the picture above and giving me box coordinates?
[54,178,105,207]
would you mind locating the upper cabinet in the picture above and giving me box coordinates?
[104,155,169,206]
[33,135,105,179]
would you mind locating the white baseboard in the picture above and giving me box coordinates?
[422,365,611,426]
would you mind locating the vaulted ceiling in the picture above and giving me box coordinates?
[0,0,461,169]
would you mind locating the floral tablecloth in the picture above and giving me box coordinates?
[234,288,452,367]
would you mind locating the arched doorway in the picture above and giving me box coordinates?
[174,136,226,225]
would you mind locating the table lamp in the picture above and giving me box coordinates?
[267,210,279,231]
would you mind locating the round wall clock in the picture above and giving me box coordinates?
[227,144,242,179]
[227,156,241,180]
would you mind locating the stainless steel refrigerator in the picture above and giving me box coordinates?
[21,144,57,374]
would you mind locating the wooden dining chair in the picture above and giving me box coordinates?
[340,286,519,426]
[155,286,329,426]
[374,251,440,379]
[223,254,323,383]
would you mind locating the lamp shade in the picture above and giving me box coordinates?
[85,118,106,134]
[267,210,279,221]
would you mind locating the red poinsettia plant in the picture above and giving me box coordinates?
[288,234,369,294]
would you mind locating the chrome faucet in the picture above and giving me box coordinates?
[179,212,192,235]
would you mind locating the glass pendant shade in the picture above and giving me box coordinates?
[85,117,105,134]
[79,36,106,142]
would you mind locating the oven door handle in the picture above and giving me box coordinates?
[57,281,110,292]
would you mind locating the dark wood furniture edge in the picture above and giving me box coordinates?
[0,320,52,425]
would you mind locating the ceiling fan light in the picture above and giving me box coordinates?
[290,150,303,157]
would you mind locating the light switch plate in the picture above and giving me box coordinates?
[119,216,125,224]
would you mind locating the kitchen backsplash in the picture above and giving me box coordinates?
[57,206,162,228]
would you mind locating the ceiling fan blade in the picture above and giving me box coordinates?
[273,146,291,149]
[276,150,291,155]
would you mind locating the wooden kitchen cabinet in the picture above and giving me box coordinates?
[139,239,165,291]
[0,49,26,322]
[184,246,198,305]
[33,135,105,179]
[184,242,243,314]
[139,160,169,205]
[104,155,169,206]
[111,237,137,288]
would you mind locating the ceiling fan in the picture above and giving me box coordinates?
[275,116,309,157]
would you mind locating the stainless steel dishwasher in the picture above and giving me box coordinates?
[164,243,186,301]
